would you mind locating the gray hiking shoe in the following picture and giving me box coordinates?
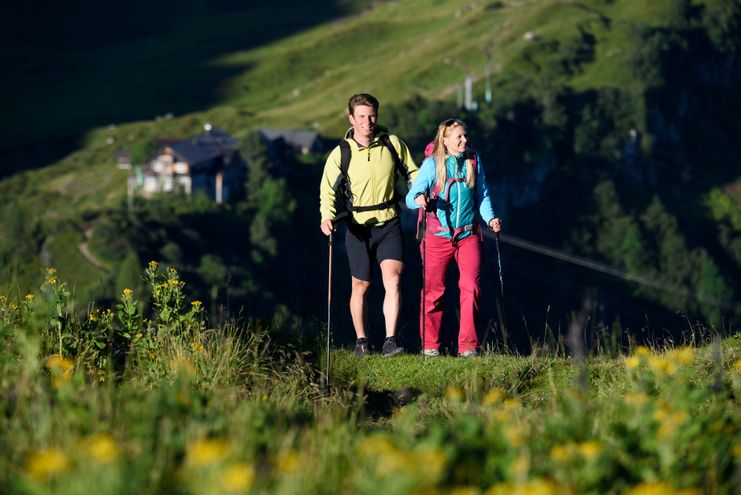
[459,349,479,358]
[423,349,440,357]
[354,338,369,357]
[382,337,404,357]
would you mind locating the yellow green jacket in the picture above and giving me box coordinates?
[319,127,419,226]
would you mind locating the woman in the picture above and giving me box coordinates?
[405,119,502,357]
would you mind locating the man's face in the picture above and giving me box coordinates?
[348,105,377,141]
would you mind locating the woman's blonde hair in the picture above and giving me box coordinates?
[431,119,475,191]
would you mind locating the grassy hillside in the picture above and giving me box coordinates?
[3,0,666,167]
[0,0,661,232]
[1,0,740,335]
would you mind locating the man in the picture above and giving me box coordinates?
[319,93,419,356]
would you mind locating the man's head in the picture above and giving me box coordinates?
[347,93,379,144]
[347,93,379,116]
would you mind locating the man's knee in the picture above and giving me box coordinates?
[351,277,370,295]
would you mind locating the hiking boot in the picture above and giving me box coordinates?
[382,337,404,357]
[354,338,369,357]
[423,349,440,357]
[459,349,479,358]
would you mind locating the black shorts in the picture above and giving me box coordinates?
[346,217,404,281]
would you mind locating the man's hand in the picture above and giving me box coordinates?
[320,219,335,236]
[489,217,502,233]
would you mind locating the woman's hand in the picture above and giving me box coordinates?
[489,217,502,233]
[415,194,428,210]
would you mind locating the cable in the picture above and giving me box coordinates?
[483,231,739,311]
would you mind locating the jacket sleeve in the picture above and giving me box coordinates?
[319,146,343,222]
[474,153,497,223]
[405,157,436,209]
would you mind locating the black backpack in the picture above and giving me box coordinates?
[337,134,411,213]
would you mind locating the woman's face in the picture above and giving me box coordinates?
[443,124,467,155]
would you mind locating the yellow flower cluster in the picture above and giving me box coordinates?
[445,385,465,402]
[359,435,447,486]
[625,481,700,495]
[549,441,602,463]
[82,433,119,464]
[26,448,69,480]
[485,478,559,495]
[45,354,74,389]
[45,267,58,286]
[186,438,230,467]
[220,462,255,491]
[654,405,688,439]
[624,346,694,376]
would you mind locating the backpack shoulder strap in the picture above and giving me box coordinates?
[339,139,351,178]
[380,133,413,185]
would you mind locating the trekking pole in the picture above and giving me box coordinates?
[416,199,427,360]
[495,231,504,298]
[325,230,333,390]
[493,230,510,351]
[482,227,508,351]
[325,212,349,390]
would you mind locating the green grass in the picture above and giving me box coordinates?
[0,266,739,493]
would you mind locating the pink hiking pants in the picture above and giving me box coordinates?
[420,231,482,353]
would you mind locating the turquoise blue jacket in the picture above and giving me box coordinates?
[405,151,496,240]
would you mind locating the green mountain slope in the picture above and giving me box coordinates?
[1,0,740,338]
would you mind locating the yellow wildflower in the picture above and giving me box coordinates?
[416,445,447,484]
[550,443,571,462]
[84,434,118,464]
[648,355,676,376]
[625,481,699,495]
[577,441,601,460]
[482,388,505,406]
[25,294,34,302]
[45,355,74,389]
[26,448,69,480]
[186,438,229,467]
[635,346,651,356]
[191,300,203,309]
[121,288,133,299]
[733,444,741,457]
[191,342,205,353]
[504,425,524,447]
[669,347,694,365]
[148,260,158,269]
[220,462,254,491]
[625,356,640,368]
[732,359,741,371]
[445,386,465,402]
[485,478,558,495]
